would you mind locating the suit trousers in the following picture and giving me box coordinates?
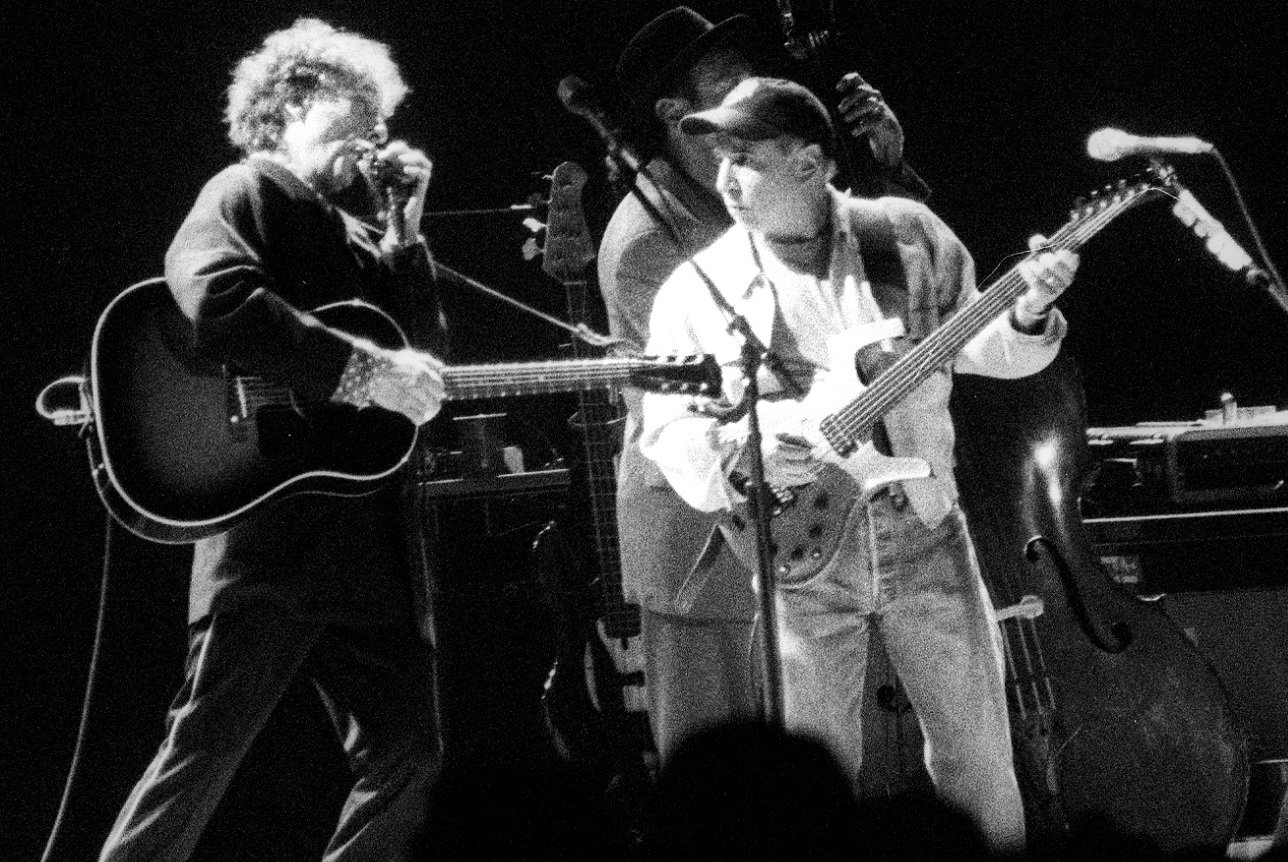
[99,605,439,861]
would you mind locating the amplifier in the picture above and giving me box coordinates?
[1084,403,1288,515]
[403,411,574,644]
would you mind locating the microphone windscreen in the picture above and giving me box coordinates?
[558,75,591,114]
[1086,127,1129,161]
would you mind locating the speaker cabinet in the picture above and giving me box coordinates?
[417,481,571,769]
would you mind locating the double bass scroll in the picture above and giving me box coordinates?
[775,0,932,201]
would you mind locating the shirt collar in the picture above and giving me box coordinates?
[738,185,855,298]
[828,185,855,248]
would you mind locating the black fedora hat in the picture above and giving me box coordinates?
[615,7,753,111]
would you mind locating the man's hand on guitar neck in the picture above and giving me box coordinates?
[1014,233,1080,334]
[332,342,445,425]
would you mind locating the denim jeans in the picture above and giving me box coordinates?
[774,492,1024,854]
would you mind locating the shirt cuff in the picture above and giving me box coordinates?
[330,344,393,408]
[1009,294,1054,334]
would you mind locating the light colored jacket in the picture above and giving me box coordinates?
[642,187,1066,528]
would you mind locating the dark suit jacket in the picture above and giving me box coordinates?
[165,155,444,626]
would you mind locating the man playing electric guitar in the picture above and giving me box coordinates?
[598,5,930,768]
[640,78,1078,856]
[99,19,445,860]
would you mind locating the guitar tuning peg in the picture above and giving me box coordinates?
[521,236,541,261]
[522,216,546,235]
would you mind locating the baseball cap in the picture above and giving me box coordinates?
[679,77,835,157]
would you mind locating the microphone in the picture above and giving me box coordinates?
[1092,126,1210,162]
[558,75,642,174]
[1087,127,1214,161]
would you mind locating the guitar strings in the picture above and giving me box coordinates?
[230,356,700,406]
[825,188,1161,445]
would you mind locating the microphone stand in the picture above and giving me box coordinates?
[588,120,791,726]
[430,257,621,349]
[1142,152,1288,317]
[734,340,787,725]
[1205,149,1288,317]
[423,203,538,219]
[363,176,620,350]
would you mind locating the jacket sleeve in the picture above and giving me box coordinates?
[639,263,748,512]
[380,239,449,358]
[164,166,357,404]
[600,229,692,351]
[890,198,1066,379]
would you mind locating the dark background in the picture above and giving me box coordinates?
[4,1,1286,858]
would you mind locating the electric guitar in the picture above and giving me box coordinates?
[88,278,718,544]
[722,164,1177,581]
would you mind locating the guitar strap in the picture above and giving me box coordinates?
[846,199,910,336]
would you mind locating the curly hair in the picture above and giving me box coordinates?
[225,18,408,155]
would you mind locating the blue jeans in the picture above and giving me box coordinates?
[774,493,1024,854]
[641,607,760,763]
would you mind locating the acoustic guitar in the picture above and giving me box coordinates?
[87,278,718,543]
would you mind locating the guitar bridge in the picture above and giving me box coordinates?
[225,369,252,441]
[768,485,797,516]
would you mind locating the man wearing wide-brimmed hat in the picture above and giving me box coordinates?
[596,6,927,768]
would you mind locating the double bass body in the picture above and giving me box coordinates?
[951,350,1249,854]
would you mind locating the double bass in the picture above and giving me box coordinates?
[952,352,1249,854]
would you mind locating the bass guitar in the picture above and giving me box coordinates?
[531,162,656,791]
[722,164,1177,580]
[88,278,718,543]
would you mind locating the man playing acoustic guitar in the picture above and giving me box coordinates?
[640,77,1078,855]
[100,19,445,861]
